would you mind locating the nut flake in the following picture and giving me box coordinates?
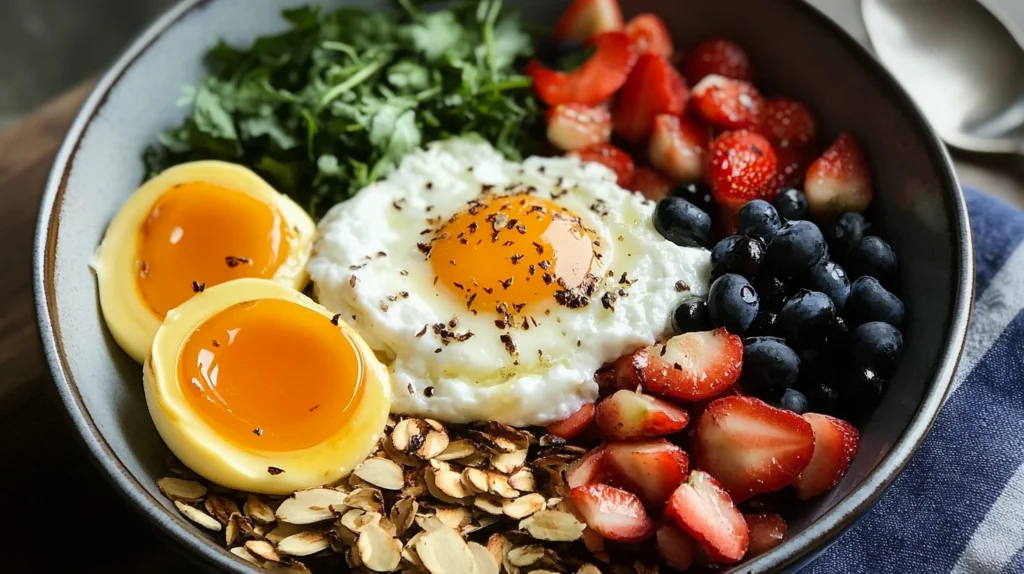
[277,529,330,557]
[158,477,207,502]
[469,541,500,574]
[244,539,283,563]
[205,494,240,525]
[354,457,406,490]
[502,493,546,519]
[276,488,347,524]
[520,509,586,541]
[357,522,402,572]
[415,526,476,574]
[229,545,260,565]
[174,500,222,531]
[244,495,278,525]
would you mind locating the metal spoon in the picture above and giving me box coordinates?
[861,0,1024,155]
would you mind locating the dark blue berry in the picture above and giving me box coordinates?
[806,259,851,310]
[849,321,903,375]
[831,315,850,343]
[673,182,716,214]
[747,311,778,337]
[846,276,905,327]
[825,212,869,256]
[847,235,898,283]
[708,273,759,334]
[740,337,800,399]
[777,290,836,348]
[738,200,782,242]
[756,275,793,312]
[772,188,808,221]
[654,197,712,248]
[840,365,885,411]
[767,220,827,278]
[800,381,842,415]
[711,235,766,279]
[672,298,712,334]
[779,388,810,414]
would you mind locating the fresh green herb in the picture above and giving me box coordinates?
[143,0,543,217]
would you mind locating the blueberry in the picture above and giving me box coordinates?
[849,321,903,375]
[708,273,760,334]
[672,297,712,334]
[825,212,869,255]
[840,365,885,411]
[738,200,782,242]
[740,337,800,399]
[847,235,898,283]
[772,188,809,221]
[673,181,716,214]
[711,235,766,279]
[756,275,793,312]
[767,220,828,278]
[806,259,851,310]
[777,290,836,348]
[747,311,778,337]
[831,315,850,343]
[800,381,842,415]
[779,388,810,414]
[654,197,712,248]
[846,276,905,327]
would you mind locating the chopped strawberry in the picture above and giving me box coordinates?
[595,389,690,441]
[527,32,633,107]
[629,329,743,402]
[605,439,690,506]
[666,470,749,563]
[804,132,874,219]
[548,402,597,439]
[707,129,778,212]
[759,98,817,151]
[569,142,636,187]
[630,166,676,201]
[794,413,860,500]
[649,114,710,183]
[682,39,754,84]
[744,513,788,557]
[625,14,674,58]
[613,53,689,145]
[553,0,623,43]
[568,445,608,489]
[546,104,613,152]
[772,144,811,191]
[694,396,815,502]
[570,483,656,542]
[691,75,764,131]
[656,522,695,571]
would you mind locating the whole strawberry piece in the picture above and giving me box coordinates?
[595,389,690,440]
[804,132,874,220]
[683,39,754,83]
[605,439,690,506]
[707,130,778,212]
[759,98,817,151]
[793,413,860,500]
[613,53,689,145]
[666,470,749,563]
[570,483,656,542]
[691,75,765,130]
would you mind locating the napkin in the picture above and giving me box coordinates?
[807,189,1024,573]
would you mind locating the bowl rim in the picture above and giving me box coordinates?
[32,0,974,572]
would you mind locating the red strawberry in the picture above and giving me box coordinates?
[546,104,613,152]
[625,14,674,58]
[553,0,623,43]
[630,166,676,201]
[794,413,860,500]
[595,389,690,441]
[570,483,656,542]
[605,439,690,506]
[649,114,710,183]
[568,446,608,489]
[666,470,749,563]
[628,329,743,402]
[613,53,689,144]
[691,75,764,130]
[707,130,778,211]
[772,144,811,191]
[759,98,817,150]
[547,402,597,439]
[745,513,788,557]
[527,32,633,107]
[804,132,874,219]
[569,142,636,187]
[683,39,754,83]
[694,396,815,502]
[656,522,695,571]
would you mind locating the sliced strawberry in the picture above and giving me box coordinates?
[605,439,690,506]
[568,445,608,489]
[759,98,817,151]
[595,389,690,441]
[744,513,788,557]
[570,483,656,542]
[691,75,764,130]
[613,53,689,145]
[649,114,710,183]
[625,14,674,58]
[794,413,860,500]
[553,0,623,43]
[548,402,597,439]
[546,104,613,152]
[683,39,754,83]
[694,396,814,502]
[569,142,636,187]
[629,329,743,402]
[666,470,749,563]
[527,32,633,107]
[772,144,811,192]
[804,132,874,219]
[656,522,695,571]
[630,166,676,201]
[707,129,778,212]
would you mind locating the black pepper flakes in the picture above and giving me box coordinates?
[512,303,527,313]
[380,302,389,312]
[453,282,465,291]
[211,340,220,347]
[417,243,432,256]
[191,281,205,293]
[350,275,358,288]
[466,293,477,309]
[674,363,683,371]
[426,182,434,190]
[225,256,252,268]
[539,260,552,270]
[416,325,428,338]
[253,428,263,436]
[533,242,544,255]
[376,251,387,258]
[349,264,365,270]
[400,270,409,276]
[331,314,341,326]
[425,386,435,397]
[528,264,536,276]
[310,405,319,412]
[500,334,518,357]
[483,287,494,295]
[448,318,459,329]
[511,254,524,265]
[675,281,690,292]
[601,292,617,311]
[435,348,443,354]
[660,345,668,357]
[267,467,285,475]
[500,277,514,290]
[399,291,409,299]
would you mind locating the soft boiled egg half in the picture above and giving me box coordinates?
[145,278,391,494]
[93,161,316,362]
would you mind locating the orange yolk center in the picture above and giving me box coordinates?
[430,193,595,314]
[136,182,290,317]
[177,298,363,452]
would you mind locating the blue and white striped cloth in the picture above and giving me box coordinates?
[808,189,1024,573]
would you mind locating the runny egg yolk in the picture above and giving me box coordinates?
[430,193,595,314]
[177,298,363,452]
[136,182,291,317]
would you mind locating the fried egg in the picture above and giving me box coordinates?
[309,139,710,426]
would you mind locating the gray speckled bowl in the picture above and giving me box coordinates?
[34,0,973,571]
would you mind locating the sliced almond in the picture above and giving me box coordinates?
[244,495,278,525]
[577,564,603,574]
[507,544,546,567]
[390,497,418,537]
[461,467,489,494]
[426,467,471,502]
[435,439,477,461]
[473,495,506,516]
[508,468,536,492]
[354,511,384,532]
[265,522,308,544]
[520,509,586,542]
[277,529,330,557]
[341,509,371,533]
[402,531,427,569]
[332,517,357,545]
[345,487,385,513]
[502,493,546,519]
[461,515,500,536]
[490,449,528,474]
[486,472,519,499]
[384,434,425,468]
[402,469,428,498]
[469,541,499,574]
[174,501,222,531]
[414,526,476,574]
[348,473,375,490]
[434,506,473,530]
[417,429,450,459]
[458,451,490,468]
[264,563,313,574]
[244,539,282,563]
[354,457,406,491]
[391,419,429,453]
[486,533,512,573]
[357,522,402,572]
[158,477,207,503]
[347,544,363,568]
[414,514,448,533]
[275,488,347,524]
[204,495,240,525]
[225,512,257,546]
[229,546,260,565]
[468,430,519,454]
